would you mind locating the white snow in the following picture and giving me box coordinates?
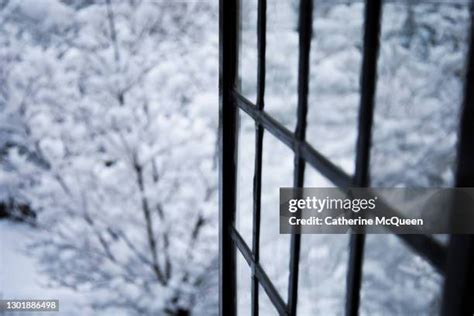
[0,221,95,316]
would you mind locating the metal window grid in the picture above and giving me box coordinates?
[219,0,474,315]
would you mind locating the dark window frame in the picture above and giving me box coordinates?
[219,0,474,315]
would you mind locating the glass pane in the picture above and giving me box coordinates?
[298,167,349,315]
[239,0,258,102]
[298,234,348,315]
[237,110,256,246]
[260,132,292,302]
[370,1,471,187]
[360,234,442,315]
[259,284,279,316]
[306,2,365,175]
[237,251,252,316]
[265,0,299,130]
[305,164,337,187]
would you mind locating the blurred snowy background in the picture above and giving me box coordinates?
[0,0,471,315]
[0,0,217,315]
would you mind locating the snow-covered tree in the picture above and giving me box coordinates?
[1,0,218,314]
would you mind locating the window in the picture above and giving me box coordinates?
[219,0,474,315]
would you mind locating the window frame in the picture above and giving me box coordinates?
[219,0,474,315]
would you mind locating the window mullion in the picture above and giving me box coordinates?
[346,1,382,316]
[442,3,474,315]
[219,0,240,315]
[251,0,267,315]
[288,1,314,315]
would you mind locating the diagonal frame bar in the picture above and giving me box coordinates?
[234,91,353,188]
[231,227,288,315]
[233,91,446,272]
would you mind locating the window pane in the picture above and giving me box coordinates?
[360,234,442,315]
[265,0,299,130]
[298,235,348,315]
[237,251,252,316]
[305,164,337,187]
[306,2,365,175]
[370,1,471,187]
[259,284,279,316]
[297,167,349,315]
[238,0,258,103]
[260,132,292,302]
[236,110,256,246]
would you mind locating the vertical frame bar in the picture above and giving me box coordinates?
[219,0,240,315]
[288,0,313,315]
[251,0,267,315]
[346,1,382,316]
[442,2,474,315]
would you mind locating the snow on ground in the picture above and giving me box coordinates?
[0,220,95,316]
